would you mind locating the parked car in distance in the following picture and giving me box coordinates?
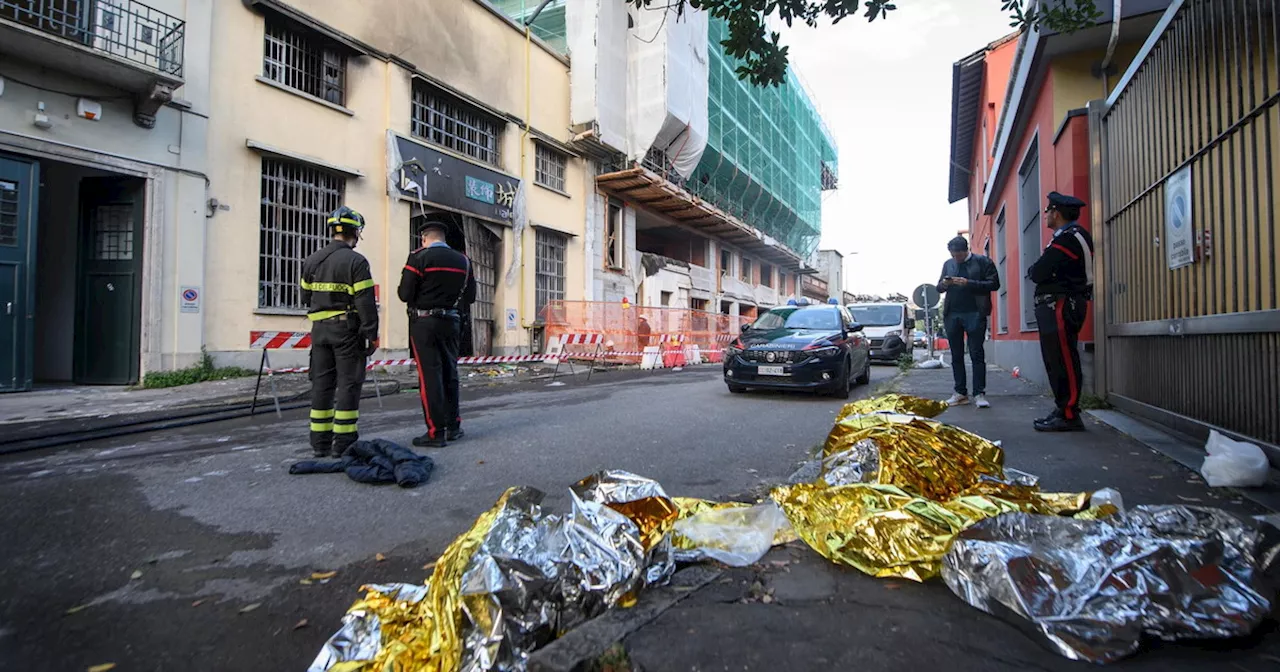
[845,302,915,363]
[724,304,871,398]
[913,330,927,348]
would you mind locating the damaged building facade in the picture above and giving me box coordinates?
[563,0,838,323]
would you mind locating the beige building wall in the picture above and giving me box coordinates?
[205,0,585,366]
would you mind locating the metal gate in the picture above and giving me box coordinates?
[1090,0,1280,459]
[464,218,499,357]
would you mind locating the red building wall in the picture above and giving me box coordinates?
[974,69,1096,346]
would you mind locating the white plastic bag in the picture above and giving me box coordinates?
[1200,430,1270,487]
[672,501,792,567]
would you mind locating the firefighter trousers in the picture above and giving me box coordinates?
[309,318,367,456]
[409,315,461,440]
[1035,295,1088,421]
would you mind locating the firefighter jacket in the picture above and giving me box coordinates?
[301,240,379,340]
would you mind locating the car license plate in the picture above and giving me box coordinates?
[758,365,786,376]
[870,350,878,356]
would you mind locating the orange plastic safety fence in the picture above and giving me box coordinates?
[541,301,751,362]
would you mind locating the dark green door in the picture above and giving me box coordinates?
[75,177,144,385]
[0,156,39,392]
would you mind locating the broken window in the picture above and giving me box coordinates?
[263,16,347,106]
[605,199,623,270]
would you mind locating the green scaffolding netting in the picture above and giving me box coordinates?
[491,0,569,53]
[694,17,838,260]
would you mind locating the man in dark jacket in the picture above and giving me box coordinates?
[937,236,1000,408]
[399,216,477,448]
[301,206,379,457]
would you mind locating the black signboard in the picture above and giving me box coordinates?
[391,134,520,224]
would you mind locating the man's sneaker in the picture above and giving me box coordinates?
[446,428,465,442]
[975,394,990,409]
[412,433,447,448]
[946,394,969,406]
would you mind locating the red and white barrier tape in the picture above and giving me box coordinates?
[250,331,312,349]
[560,333,604,345]
[264,354,566,375]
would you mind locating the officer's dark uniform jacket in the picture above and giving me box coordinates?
[301,240,378,337]
[398,244,477,310]
[1028,221,1095,301]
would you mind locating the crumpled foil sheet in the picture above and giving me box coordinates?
[943,506,1280,663]
[774,407,1088,581]
[308,471,680,672]
[835,393,949,422]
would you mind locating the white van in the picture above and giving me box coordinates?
[845,303,915,362]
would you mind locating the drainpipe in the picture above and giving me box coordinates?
[515,0,555,346]
[1100,0,1122,95]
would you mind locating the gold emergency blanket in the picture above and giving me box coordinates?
[773,398,1088,581]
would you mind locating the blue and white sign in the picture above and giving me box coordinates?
[465,175,496,205]
[1165,166,1194,270]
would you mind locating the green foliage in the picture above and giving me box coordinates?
[142,348,256,389]
[631,0,1103,87]
[897,353,915,372]
[1079,393,1112,410]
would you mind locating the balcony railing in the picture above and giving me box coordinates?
[1,0,184,76]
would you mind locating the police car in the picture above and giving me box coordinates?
[723,298,872,398]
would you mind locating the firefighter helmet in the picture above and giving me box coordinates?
[327,206,366,237]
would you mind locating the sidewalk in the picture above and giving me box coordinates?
[552,366,1280,672]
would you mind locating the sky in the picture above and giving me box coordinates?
[779,0,1019,297]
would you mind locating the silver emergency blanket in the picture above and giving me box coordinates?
[942,505,1280,663]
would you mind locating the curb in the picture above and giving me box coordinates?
[1088,409,1280,513]
[527,566,723,672]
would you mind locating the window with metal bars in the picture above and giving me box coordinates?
[534,143,567,193]
[262,16,346,106]
[258,158,345,311]
[535,229,567,321]
[411,82,502,166]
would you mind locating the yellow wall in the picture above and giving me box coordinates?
[204,0,584,359]
[1050,42,1144,124]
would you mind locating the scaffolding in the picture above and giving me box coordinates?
[692,17,837,259]
[491,0,568,53]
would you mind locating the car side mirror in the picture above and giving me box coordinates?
[850,323,865,333]
[905,318,916,329]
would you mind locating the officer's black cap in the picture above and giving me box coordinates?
[1045,192,1086,210]
[418,214,452,235]
[947,235,969,252]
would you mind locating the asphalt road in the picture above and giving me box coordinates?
[0,364,897,671]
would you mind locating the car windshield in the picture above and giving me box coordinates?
[752,308,842,331]
[848,305,902,327]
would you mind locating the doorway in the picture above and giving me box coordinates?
[0,153,145,391]
[409,211,501,357]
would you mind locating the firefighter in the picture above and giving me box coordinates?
[399,216,476,448]
[300,206,379,456]
[1028,191,1094,432]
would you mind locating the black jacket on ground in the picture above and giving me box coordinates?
[398,244,477,311]
[936,253,1000,317]
[289,439,434,488]
[301,240,379,340]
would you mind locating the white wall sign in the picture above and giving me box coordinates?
[505,308,518,331]
[180,286,201,314]
[1165,166,1194,270]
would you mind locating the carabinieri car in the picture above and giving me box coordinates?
[723,303,871,398]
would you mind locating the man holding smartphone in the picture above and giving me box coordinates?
[937,236,1000,408]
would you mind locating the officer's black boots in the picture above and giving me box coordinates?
[1034,415,1086,432]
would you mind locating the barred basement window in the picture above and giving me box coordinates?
[411,82,501,166]
[535,143,567,193]
[263,17,347,105]
[259,158,346,311]
[535,229,567,320]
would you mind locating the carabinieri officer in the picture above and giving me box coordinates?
[1027,191,1094,432]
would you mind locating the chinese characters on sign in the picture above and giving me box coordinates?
[465,176,496,205]
[391,133,520,224]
